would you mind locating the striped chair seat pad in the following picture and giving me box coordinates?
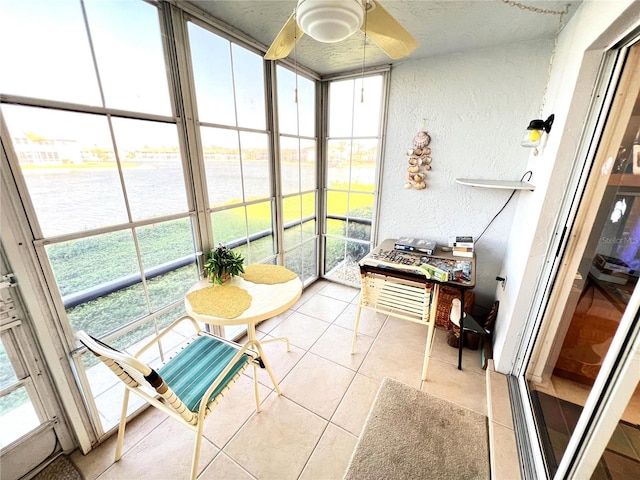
[158,335,251,412]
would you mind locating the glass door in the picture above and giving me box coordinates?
[0,247,72,479]
[524,41,640,479]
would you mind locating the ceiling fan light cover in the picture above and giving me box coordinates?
[296,0,364,43]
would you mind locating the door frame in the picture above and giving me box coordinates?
[510,35,640,480]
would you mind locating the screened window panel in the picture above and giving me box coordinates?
[347,220,371,241]
[3,105,129,237]
[298,76,316,138]
[0,387,40,448]
[46,230,140,298]
[232,45,266,130]
[348,192,374,219]
[84,0,171,116]
[0,0,100,106]
[146,264,198,312]
[277,67,299,135]
[0,341,18,391]
[283,195,303,250]
[284,246,304,279]
[350,140,378,191]
[328,80,355,138]
[112,118,188,220]
[67,284,148,339]
[188,22,236,126]
[136,219,198,311]
[136,219,195,271]
[211,206,246,245]
[201,127,244,207]
[284,239,317,284]
[240,131,271,201]
[324,237,345,274]
[46,230,148,336]
[300,139,317,192]
[327,139,352,189]
[246,202,274,262]
[301,192,316,240]
[276,66,316,137]
[326,218,346,237]
[280,136,300,196]
[352,76,383,137]
[326,191,349,217]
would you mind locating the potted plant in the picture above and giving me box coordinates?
[203,244,245,285]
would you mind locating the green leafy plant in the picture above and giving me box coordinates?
[203,244,245,284]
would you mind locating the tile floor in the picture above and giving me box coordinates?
[71,279,488,480]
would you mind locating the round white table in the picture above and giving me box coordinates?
[184,273,302,394]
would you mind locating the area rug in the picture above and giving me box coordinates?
[344,377,490,480]
[32,455,83,480]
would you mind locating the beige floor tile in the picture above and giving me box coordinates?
[490,422,521,480]
[331,374,380,436]
[296,294,350,322]
[267,311,330,350]
[316,282,360,303]
[96,418,218,480]
[73,406,167,480]
[303,279,331,294]
[429,327,485,374]
[334,303,387,338]
[243,335,305,388]
[421,357,487,416]
[293,289,316,309]
[310,323,374,371]
[280,352,355,420]
[202,374,272,448]
[373,316,430,356]
[224,394,327,480]
[299,423,358,480]
[489,368,514,429]
[199,452,256,480]
[358,335,425,389]
[256,309,293,335]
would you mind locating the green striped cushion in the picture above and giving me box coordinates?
[158,335,251,412]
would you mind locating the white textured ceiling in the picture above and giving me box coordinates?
[184,0,582,77]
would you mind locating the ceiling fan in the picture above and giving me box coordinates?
[265,0,418,61]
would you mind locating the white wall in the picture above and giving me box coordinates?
[492,0,639,373]
[378,39,553,304]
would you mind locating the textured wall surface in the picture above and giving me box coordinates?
[377,39,552,305]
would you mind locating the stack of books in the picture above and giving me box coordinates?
[451,236,474,258]
[590,254,630,285]
[394,237,436,255]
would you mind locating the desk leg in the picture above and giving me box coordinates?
[458,289,464,370]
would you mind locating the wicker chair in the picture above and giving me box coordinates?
[77,316,261,480]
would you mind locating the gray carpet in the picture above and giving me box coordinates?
[32,455,83,480]
[344,377,490,480]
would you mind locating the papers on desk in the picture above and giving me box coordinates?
[364,248,472,284]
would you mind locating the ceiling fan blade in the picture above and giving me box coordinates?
[362,1,418,60]
[265,12,304,60]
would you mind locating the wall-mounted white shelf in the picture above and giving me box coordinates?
[455,178,536,191]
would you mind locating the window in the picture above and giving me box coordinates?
[0,0,385,440]
[324,74,384,284]
[277,65,318,284]
[1,0,197,433]
[189,21,274,269]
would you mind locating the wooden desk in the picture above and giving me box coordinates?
[353,239,476,377]
[185,272,302,394]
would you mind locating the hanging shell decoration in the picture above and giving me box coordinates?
[404,130,432,190]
